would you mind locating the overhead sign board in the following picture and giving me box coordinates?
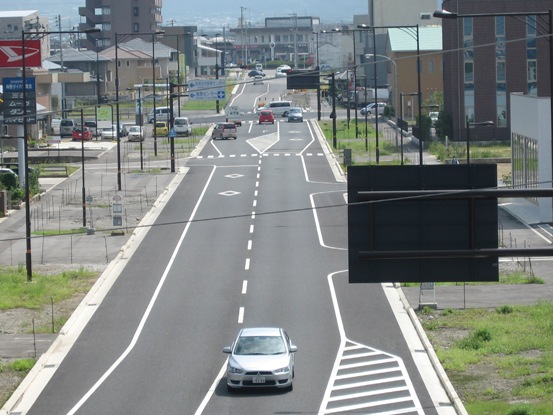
[0,40,42,68]
[2,77,37,124]
[188,79,226,101]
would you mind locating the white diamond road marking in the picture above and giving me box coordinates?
[225,174,244,179]
[219,191,240,196]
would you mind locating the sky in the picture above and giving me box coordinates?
[3,0,367,29]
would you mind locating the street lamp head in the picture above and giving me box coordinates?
[433,10,459,19]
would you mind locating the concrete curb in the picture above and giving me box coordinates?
[395,284,469,415]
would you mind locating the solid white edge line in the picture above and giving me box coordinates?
[65,166,219,415]
[318,271,348,415]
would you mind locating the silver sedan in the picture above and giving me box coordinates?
[223,327,297,391]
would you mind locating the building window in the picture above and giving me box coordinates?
[275,35,280,42]
[464,62,473,83]
[428,59,435,73]
[102,23,111,31]
[527,15,538,95]
[463,17,472,37]
[134,23,139,32]
[133,7,139,16]
[496,61,506,82]
[496,83,507,127]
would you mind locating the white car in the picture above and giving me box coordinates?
[127,125,144,142]
[100,126,117,140]
[223,327,297,391]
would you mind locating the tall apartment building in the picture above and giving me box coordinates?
[78,0,163,51]
[440,0,551,143]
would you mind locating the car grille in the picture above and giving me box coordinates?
[245,371,272,375]
[243,380,277,386]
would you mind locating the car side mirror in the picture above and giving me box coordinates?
[223,346,232,354]
[290,345,298,353]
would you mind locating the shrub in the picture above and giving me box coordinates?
[507,406,534,415]
[496,305,514,314]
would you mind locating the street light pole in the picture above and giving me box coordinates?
[215,33,220,114]
[358,24,421,164]
[20,26,99,282]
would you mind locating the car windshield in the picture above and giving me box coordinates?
[129,127,140,132]
[234,336,286,355]
[290,108,301,113]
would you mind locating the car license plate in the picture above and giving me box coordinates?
[252,376,266,384]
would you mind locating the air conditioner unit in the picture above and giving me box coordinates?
[420,13,432,20]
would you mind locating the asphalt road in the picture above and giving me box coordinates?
[15,75,455,415]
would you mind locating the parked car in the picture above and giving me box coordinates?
[154,121,169,136]
[59,119,75,137]
[258,109,275,124]
[72,127,93,141]
[211,122,237,140]
[360,102,386,116]
[223,327,297,391]
[127,125,144,142]
[287,107,304,122]
[51,117,61,135]
[100,125,117,140]
[174,117,191,136]
[84,121,98,137]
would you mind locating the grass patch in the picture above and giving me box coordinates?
[425,302,553,414]
[0,266,98,310]
[32,228,87,236]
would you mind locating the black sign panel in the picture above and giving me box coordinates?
[348,165,499,283]
[286,70,320,90]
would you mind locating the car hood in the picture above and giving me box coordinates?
[230,354,291,371]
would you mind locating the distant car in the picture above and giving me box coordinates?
[276,65,291,73]
[84,121,98,137]
[211,122,237,140]
[100,125,117,140]
[174,117,191,136]
[0,167,18,178]
[127,125,144,142]
[59,119,76,137]
[223,327,297,391]
[154,121,169,136]
[360,102,386,116]
[72,127,93,141]
[287,107,304,122]
[248,70,264,78]
[51,118,62,135]
[253,75,264,85]
[258,109,275,124]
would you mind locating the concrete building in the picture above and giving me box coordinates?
[229,16,320,68]
[439,0,552,143]
[387,26,443,117]
[78,0,163,51]
[511,93,552,223]
[99,38,176,99]
[367,0,443,27]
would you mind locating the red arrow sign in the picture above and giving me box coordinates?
[0,40,42,68]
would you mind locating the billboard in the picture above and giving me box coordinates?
[0,40,42,68]
[348,165,499,283]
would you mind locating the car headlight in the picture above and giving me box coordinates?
[274,366,290,374]
[228,365,243,374]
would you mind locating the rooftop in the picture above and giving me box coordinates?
[0,10,38,18]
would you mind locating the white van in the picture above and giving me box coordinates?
[174,117,191,136]
[147,106,170,123]
[260,101,292,117]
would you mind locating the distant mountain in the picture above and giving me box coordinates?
[6,0,367,28]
